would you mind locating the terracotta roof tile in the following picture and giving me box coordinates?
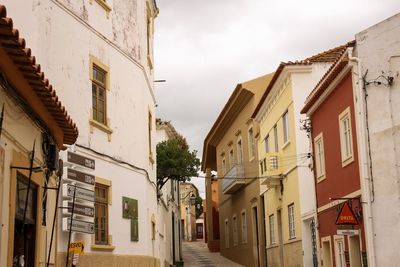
[0,4,78,146]
[301,41,356,114]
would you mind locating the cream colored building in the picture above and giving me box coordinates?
[202,73,274,267]
[252,48,345,267]
[1,0,162,266]
[180,182,198,242]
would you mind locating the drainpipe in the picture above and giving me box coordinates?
[348,47,376,267]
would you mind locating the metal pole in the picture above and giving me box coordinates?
[66,184,77,267]
[46,160,63,267]
[0,104,4,139]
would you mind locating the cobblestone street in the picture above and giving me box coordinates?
[182,241,244,267]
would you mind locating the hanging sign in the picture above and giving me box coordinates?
[67,151,95,170]
[335,202,358,225]
[63,201,95,218]
[64,168,95,186]
[63,217,95,234]
[337,229,359,236]
[63,184,95,202]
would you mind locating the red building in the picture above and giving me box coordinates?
[302,42,367,267]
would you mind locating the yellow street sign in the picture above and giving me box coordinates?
[69,241,84,255]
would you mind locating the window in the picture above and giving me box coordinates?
[282,111,289,144]
[241,211,247,243]
[314,133,325,180]
[264,135,270,153]
[248,128,255,159]
[225,219,229,248]
[273,125,278,152]
[229,149,234,169]
[260,160,264,175]
[334,237,346,267]
[148,111,153,159]
[233,215,238,246]
[288,204,295,239]
[339,107,354,165]
[269,214,275,244]
[92,65,107,125]
[95,183,109,245]
[237,138,243,165]
[222,156,226,175]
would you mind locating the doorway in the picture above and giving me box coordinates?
[322,237,332,267]
[349,235,362,267]
[13,173,38,267]
[277,209,284,267]
[252,206,261,267]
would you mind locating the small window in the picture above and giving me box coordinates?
[339,107,354,165]
[241,211,247,243]
[95,183,109,245]
[269,214,275,244]
[233,215,238,246]
[237,138,243,165]
[225,219,230,248]
[273,125,279,152]
[148,111,153,159]
[288,204,295,239]
[282,111,289,144]
[314,133,326,180]
[264,135,270,153]
[229,149,234,169]
[92,65,107,125]
[248,128,255,159]
[222,157,226,175]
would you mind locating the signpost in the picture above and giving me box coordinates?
[64,168,95,186]
[337,229,359,236]
[63,217,95,234]
[67,151,95,170]
[63,201,94,218]
[335,202,358,225]
[63,184,95,202]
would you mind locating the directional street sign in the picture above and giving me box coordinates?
[67,151,95,170]
[63,201,95,218]
[63,217,95,234]
[64,168,95,186]
[63,184,95,202]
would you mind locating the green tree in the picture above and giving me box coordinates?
[194,196,203,219]
[156,138,201,191]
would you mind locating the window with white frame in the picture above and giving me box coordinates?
[273,125,279,152]
[314,133,325,180]
[269,214,275,244]
[225,219,229,248]
[282,110,289,144]
[237,138,243,165]
[248,128,255,159]
[233,215,238,246]
[288,204,295,239]
[264,134,270,153]
[339,107,353,165]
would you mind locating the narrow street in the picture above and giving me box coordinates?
[182,241,244,267]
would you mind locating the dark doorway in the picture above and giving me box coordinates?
[13,172,37,267]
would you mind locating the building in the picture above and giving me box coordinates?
[203,172,220,252]
[351,13,400,267]
[155,119,182,266]
[301,41,367,267]
[1,0,161,266]
[180,182,199,242]
[202,73,275,267]
[252,47,345,267]
[0,4,78,266]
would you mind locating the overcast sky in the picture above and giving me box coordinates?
[154,1,400,196]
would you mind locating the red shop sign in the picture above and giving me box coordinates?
[335,202,358,225]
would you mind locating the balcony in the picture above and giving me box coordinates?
[222,164,245,194]
[261,152,283,187]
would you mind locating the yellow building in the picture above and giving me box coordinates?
[203,73,274,267]
[252,47,345,267]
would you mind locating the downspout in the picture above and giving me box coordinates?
[348,47,376,267]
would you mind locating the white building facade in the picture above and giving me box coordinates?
[156,119,183,266]
[2,0,161,266]
[352,13,400,267]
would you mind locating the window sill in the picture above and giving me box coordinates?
[91,244,115,251]
[341,155,354,168]
[281,140,290,150]
[89,118,113,141]
[90,0,112,18]
[316,174,326,183]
